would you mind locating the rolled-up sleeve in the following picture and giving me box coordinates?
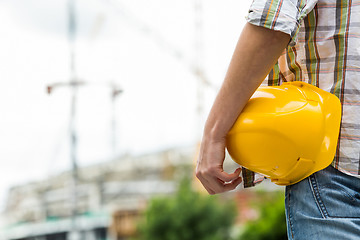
[246,0,318,46]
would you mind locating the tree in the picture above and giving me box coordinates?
[135,178,237,240]
[238,191,287,240]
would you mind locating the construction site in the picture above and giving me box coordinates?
[0,0,285,239]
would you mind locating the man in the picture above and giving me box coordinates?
[196,0,360,239]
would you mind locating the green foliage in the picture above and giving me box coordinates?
[238,191,287,240]
[135,178,237,240]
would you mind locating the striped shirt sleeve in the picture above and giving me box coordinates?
[246,0,318,46]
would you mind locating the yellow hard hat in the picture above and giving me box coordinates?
[226,81,342,185]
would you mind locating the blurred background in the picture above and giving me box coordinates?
[0,0,286,239]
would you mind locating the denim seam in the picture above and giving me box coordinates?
[286,187,295,240]
[309,174,329,218]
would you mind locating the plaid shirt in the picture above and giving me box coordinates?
[242,0,360,187]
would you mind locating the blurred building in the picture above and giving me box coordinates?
[0,146,281,240]
[0,147,195,240]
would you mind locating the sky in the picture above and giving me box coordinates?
[0,0,250,209]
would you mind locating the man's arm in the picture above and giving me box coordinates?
[196,23,290,194]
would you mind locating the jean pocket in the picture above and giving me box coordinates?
[310,167,360,219]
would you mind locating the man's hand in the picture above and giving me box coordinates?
[196,137,242,195]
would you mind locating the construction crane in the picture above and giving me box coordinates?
[48,1,211,238]
[47,1,122,239]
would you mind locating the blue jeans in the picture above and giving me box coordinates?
[285,165,360,240]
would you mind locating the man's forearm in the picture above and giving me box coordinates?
[196,23,290,195]
[203,23,290,142]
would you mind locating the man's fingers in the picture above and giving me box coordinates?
[214,167,242,183]
[197,170,242,194]
[207,176,242,194]
[223,176,243,192]
[197,172,227,194]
